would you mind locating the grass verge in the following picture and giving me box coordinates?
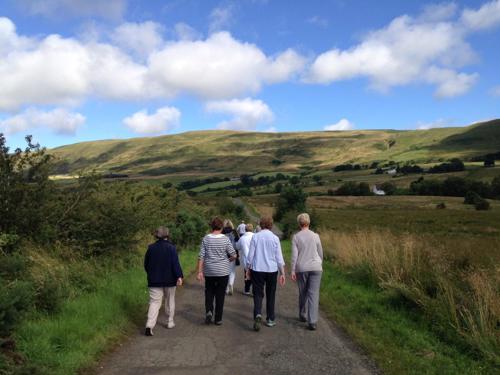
[13,249,198,375]
[281,240,497,375]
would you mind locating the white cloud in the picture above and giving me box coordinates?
[173,22,201,41]
[263,126,277,133]
[461,0,500,30]
[148,32,305,99]
[307,16,329,28]
[324,118,354,131]
[18,0,127,20]
[490,85,500,96]
[0,20,304,110]
[111,22,164,58]
[205,98,274,131]
[416,118,451,130]
[306,4,484,98]
[0,107,85,135]
[209,5,234,33]
[123,107,181,134]
[419,3,458,22]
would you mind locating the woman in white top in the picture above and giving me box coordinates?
[236,223,254,295]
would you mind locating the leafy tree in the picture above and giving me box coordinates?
[380,181,397,195]
[274,186,307,222]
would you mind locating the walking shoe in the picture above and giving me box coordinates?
[299,316,307,322]
[214,320,223,326]
[144,327,153,336]
[167,322,175,329]
[242,291,251,296]
[307,323,317,331]
[265,319,276,327]
[226,284,233,295]
[253,314,262,332]
[205,311,213,325]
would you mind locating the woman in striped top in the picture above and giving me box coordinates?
[197,217,236,325]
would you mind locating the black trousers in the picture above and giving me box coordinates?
[244,278,252,293]
[251,271,278,321]
[205,275,229,322]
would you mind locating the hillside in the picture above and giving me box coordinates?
[50,119,500,178]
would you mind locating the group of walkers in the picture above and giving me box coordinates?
[143,213,323,336]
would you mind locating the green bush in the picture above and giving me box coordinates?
[0,279,34,336]
[474,198,490,211]
[274,186,307,222]
[169,210,207,248]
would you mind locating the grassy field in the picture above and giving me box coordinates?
[13,249,199,375]
[49,120,500,178]
[250,191,500,374]
[280,241,497,374]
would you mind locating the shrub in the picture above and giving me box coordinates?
[169,210,207,248]
[464,191,481,205]
[380,181,396,195]
[274,186,307,222]
[475,198,490,211]
[0,279,34,336]
[428,158,465,173]
[436,202,446,209]
[335,182,372,196]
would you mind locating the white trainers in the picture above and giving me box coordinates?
[167,321,175,329]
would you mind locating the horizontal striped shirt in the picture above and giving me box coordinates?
[199,233,236,277]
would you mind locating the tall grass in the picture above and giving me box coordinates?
[321,230,499,364]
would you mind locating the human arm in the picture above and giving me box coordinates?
[197,238,205,281]
[172,245,183,286]
[291,235,298,281]
[276,239,286,286]
[226,238,237,261]
[316,234,324,260]
[144,246,151,273]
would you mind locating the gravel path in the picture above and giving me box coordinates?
[96,266,377,375]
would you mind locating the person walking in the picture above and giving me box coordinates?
[290,213,323,331]
[144,226,183,336]
[237,220,246,237]
[236,223,254,296]
[246,216,285,331]
[222,219,239,295]
[197,217,236,325]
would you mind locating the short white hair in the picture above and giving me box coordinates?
[297,213,310,227]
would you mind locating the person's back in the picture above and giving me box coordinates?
[145,240,182,287]
[144,227,183,336]
[291,229,323,273]
[248,229,283,272]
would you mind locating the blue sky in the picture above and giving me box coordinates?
[0,0,499,149]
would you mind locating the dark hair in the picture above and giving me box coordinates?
[210,216,224,231]
[259,216,273,230]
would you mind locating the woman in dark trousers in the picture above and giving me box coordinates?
[197,217,236,325]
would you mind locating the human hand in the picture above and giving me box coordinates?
[196,272,204,282]
[291,272,297,282]
[279,274,286,286]
[245,269,251,280]
[177,278,183,286]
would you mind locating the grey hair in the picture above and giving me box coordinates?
[155,226,169,239]
[245,223,254,232]
[297,213,310,227]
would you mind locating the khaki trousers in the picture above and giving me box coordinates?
[146,286,176,329]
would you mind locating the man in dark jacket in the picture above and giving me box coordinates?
[144,226,183,336]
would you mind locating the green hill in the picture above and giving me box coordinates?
[50,119,500,178]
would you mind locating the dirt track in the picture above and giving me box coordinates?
[96,266,377,375]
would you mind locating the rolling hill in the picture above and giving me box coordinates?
[50,119,500,178]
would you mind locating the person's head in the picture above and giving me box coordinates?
[245,223,254,232]
[259,216,273,230]
[210,217,224,231]
[155,226,169,239]
[223,219,234,230]
[297,213,310,228]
